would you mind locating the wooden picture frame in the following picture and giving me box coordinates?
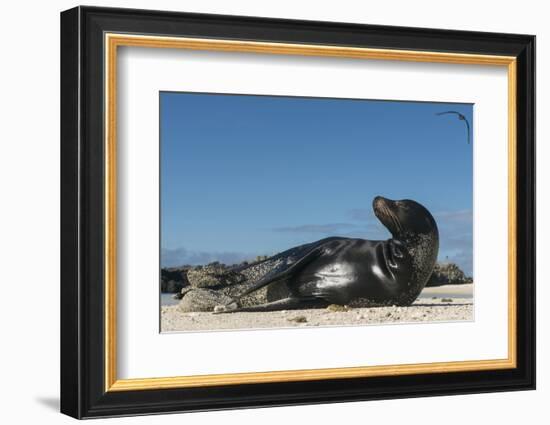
[60,5,535,419]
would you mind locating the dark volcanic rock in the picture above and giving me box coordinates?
[160,267,190,293]
[426,262,472,287]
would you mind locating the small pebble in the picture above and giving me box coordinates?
[288,315,307,323]
[326,304,350,312]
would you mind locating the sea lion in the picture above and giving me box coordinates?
[214,196,439,313]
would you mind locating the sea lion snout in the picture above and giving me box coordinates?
[373,196,401,236]
[373,195,390,211]
[373,196,396,220]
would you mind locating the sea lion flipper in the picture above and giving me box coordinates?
[214,297,299,313]
[232,245,326,301]
[214,296,325,314]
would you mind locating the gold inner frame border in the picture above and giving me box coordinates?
[104,33,517,392]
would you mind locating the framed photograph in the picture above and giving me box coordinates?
[60,6,535,419]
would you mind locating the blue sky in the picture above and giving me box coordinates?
[161,92,473,275]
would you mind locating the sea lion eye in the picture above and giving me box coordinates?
[395,201,408,210]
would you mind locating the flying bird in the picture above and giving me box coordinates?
[436,111,471,144]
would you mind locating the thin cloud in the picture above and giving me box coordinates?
[163,209,474,274]
[434,209,472,223]
[161,247,253,267]
[272,220,389,240]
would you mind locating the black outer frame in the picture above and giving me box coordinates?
[60,6,535,419]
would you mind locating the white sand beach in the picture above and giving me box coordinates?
[161,283,473,332]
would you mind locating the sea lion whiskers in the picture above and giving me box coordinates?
[383,204,403,233]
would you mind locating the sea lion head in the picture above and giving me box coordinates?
[373,196,440,303]
[373,196,439,244]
